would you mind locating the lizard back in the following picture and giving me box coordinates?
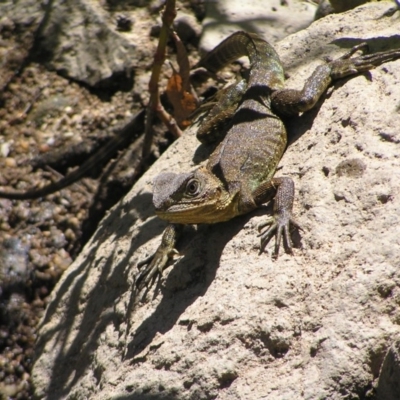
[201,32,287,212]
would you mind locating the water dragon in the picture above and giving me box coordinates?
[136,31,400,287]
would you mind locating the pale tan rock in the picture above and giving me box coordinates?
[199,0,316,53]
[32,3,400,399]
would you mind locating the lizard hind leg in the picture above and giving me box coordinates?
[329,44,400,80]
[252,176,301,258]
[336,42,369,60]
[271,43,400,116]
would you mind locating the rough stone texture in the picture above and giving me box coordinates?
[32,3,400,399]
[199,0,316,53]
[34,0,152,88]
[0,0,43,91]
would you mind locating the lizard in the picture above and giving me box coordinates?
[0,109,145,200]
[136,31,400,287]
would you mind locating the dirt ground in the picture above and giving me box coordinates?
[0,1,206,397]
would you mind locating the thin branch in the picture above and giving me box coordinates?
[142,0,181,161]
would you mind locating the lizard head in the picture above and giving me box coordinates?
[153,166,239,224]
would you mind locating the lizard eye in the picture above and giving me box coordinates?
[185,179,200,196]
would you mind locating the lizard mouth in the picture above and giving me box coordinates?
[155,188,240,224]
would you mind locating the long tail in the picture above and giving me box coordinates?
[197,31,285,90]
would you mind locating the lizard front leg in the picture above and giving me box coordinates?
[136,223,183,288]
[252,177,301,257]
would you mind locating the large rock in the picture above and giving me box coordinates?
[34,0,148,88]
[0,0,43,91]
[199,0,316,53]
[0,0,149,89]
[32,3,400,399]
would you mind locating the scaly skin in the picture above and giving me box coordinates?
[136,32,293,287]
[136,32,400,287]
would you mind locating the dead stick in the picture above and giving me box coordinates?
[142,0,181,160]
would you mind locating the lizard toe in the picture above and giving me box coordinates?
[258,221,277,254]
[258,215,300,257]
[136,247,180,289]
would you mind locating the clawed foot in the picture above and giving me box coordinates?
[135,224,183,289]
[330,42,400,80]
[257,213,301,258]
[136,246,179,288]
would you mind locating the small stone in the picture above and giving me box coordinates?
[173,14,201,43]
[0,142,12,157]
[16,139,30,151]
[4,157,17,168]
[64,228,76,241]
[29,249,50,269]
[38,143,51,153]
[150,24,161,37]
[67,217,80,229]
[14,205,31,221]
[52,250,72,271]
[64,106,74,115]
[116,14,133,32]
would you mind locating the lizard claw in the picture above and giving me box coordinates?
[135,224,183,289]
[136,247,180,289]
[330,43,400,80]
[258,215,301,258]
[338,42,369,60]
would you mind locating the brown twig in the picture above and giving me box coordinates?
[142,0,182,160]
